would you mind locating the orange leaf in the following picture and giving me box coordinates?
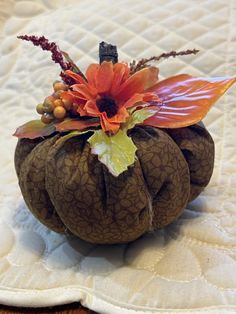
[55,118,100,132]
[144,75,236,128]
[13,120,55,139]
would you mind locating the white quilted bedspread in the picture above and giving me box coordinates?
[0,0,236,313]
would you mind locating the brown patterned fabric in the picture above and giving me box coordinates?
[14,124,214,244]
[14,137,43,177]
[166,123,215,202]
[17,136,66,233]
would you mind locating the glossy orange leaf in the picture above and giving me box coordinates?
[55,118,100,132]
[13,120,55,139]
[144,75,236,128]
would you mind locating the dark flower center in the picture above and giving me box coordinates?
[96,96,118,118]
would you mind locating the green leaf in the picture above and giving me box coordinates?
[55,118,100,132]
[61,51,81,74]
[124,107,157,130]
[56,130,93,145]
[88,129,137,177]
[13,120,55,139]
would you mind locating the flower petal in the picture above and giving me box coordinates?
[76,105,88,116]
[107,106,129,123]
[144,74,236,128]
[64,70,87,85]
[71,83,97,100]
[122,92,159,109]
[60,91,76,103]
[115,67,159,101]
[86,63,100,88]
[96,61,114,94]
[83,100,100,116]
[100,112,120,133]
[55,118,100,132]
[110,63,130,96]
[62,91,87,110]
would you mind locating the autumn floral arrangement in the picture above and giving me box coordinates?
[14,35,236,244]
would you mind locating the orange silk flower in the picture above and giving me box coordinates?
[62,62,236,133]
[62,61,159,133]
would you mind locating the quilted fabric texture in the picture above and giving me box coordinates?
[0,0,236,313]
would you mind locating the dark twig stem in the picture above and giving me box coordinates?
[130,49,199,74]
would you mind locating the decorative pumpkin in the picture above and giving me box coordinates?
[13,36,236,244]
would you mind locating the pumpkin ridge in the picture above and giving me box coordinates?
[131,125,190,229]
[18,135,66,233]
[44,135,151,244]
[166,124,214,202]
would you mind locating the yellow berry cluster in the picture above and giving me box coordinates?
[36,81,73,124]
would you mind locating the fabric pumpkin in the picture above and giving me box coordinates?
[15,37,233,245]
[14,123,214,244]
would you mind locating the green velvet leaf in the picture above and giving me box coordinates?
[124,107,157,130]
[13,120,55,139]
[88,129,137,176]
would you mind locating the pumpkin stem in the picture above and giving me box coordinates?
[99,41,118,64]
